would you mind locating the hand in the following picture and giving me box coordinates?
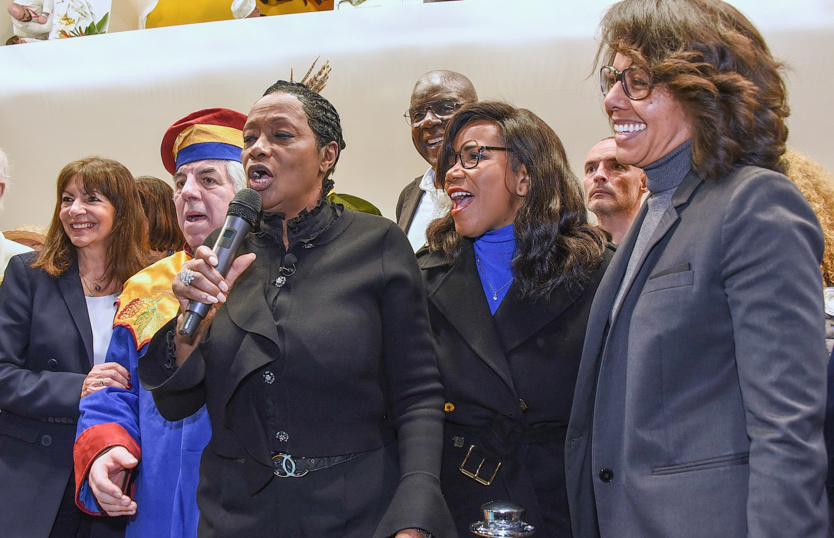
[89,446,139,517]
[171,246,256,361]
[81,362,131,398]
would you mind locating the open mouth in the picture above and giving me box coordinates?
[614,122,646,134]
[248,164,273,188]
[425,136,443,149]
[185,213,207,223]
[449,190,474,214]
[71,222,95,229]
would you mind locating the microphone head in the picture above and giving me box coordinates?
[227,188,262,227]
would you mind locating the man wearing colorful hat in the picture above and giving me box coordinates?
[73,108,247,537]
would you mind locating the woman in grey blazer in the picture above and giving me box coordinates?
[565,1,829,537]
[0,157,147,537]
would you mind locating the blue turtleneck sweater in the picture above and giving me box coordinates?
[473,224,516,315]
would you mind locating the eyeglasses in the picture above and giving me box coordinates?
[600,65,653,100]
[447,141,511,170]
[404,99,461,126]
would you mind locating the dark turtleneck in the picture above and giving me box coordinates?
[611,140,692,316]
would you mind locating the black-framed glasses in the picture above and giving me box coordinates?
[600,65,653,100]
[447,141,511,170]
[404,99,461,126]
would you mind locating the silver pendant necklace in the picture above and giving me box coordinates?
[475,255,514,301]
[80,273,105,297]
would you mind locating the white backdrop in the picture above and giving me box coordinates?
[0,0,832,229]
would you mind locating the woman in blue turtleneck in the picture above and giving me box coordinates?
[417,101,613,537]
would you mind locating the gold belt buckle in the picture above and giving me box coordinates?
[459,445,501,486]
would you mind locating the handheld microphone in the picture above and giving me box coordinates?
[179,188,262,338]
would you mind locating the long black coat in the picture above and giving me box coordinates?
[419,241,612,536]
[141,208,456,537]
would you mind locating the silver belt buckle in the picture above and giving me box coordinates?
[272,453,309,478]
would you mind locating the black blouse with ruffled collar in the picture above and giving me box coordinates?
[253,197,344,251]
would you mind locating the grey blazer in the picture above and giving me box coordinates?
[565,165,829,537]
[395,176,423,233]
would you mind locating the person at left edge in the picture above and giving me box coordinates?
[0,156,148,538]
[139,81,455,537]
[72,108,246,538]
[0,147,32,285]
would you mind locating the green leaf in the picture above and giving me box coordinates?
[95,12,109,34]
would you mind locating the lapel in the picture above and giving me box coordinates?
[610,169,704,323]
[58,257,94,369]
[222,242,281,408]
[424,243,516,393]
[398,176,423,231]
[494,276,584,353]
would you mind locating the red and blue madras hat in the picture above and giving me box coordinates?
[160,108,247,175]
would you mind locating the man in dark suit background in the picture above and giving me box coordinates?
[396,70,477,251]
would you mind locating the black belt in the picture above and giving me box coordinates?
[452,419,566,486]
[271,452,361,478]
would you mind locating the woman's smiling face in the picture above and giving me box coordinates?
[605,52,693,168]
[241,92,337,217]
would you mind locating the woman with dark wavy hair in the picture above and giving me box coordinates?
[564,1,828,537]
[421,101,611,536]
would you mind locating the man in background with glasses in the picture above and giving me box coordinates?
[397,70,477,251]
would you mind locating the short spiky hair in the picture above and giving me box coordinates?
[596,0,789,179]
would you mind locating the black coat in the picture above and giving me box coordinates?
[419,241,613,537]
[141,206,456,537]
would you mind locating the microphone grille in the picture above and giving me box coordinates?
[227,188,263,226]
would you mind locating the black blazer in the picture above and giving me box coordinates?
[0,253,93,537]
[419,241,613,536]
[141,209,456,537]
[395,176,424,233]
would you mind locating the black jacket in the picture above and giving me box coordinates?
[141,205,456,537]
[419,240,612,536]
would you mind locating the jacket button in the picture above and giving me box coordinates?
[47,359,58,370]
[275,431,289,442]
[452,436,465,448]
[263,370,275,384]
[41,435,52,447]
[598,468,614,483]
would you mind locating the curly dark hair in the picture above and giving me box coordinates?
[426,101,608,300]
[596,0,789,178]
[263,80,344,194]
[34,156,148,285]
